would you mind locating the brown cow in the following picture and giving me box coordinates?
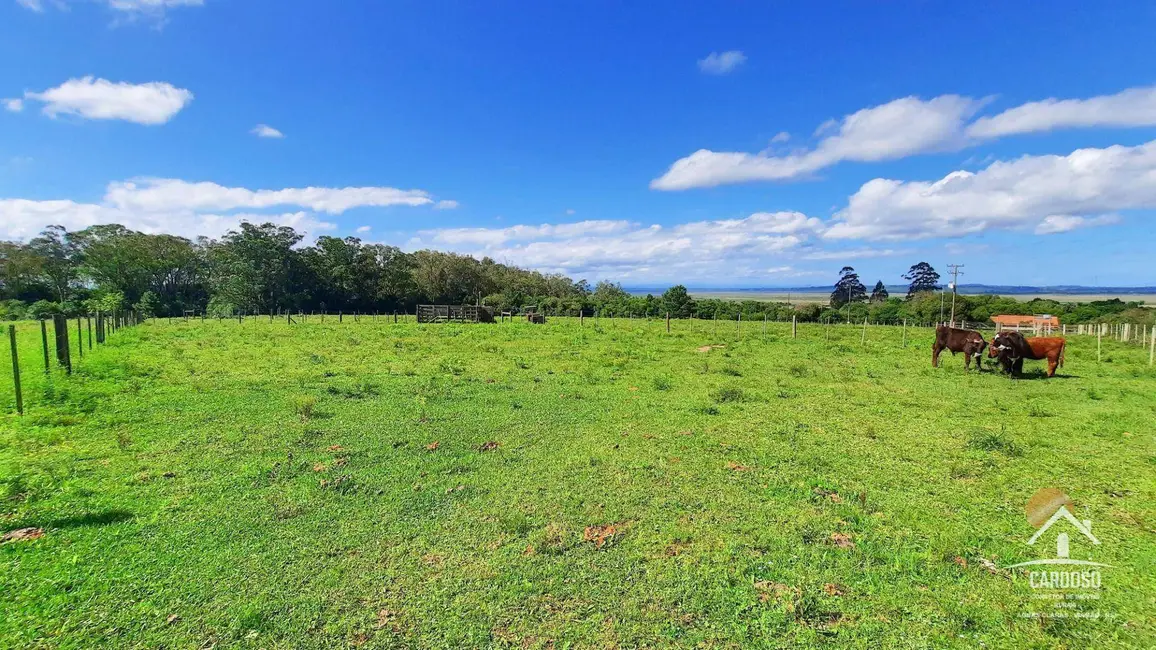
[988,331,1066,377]
[932,325,988,371]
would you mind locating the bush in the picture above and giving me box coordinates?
[135,291,160,318]
[292,395,317,421]
[28,300,63,319]
[0,300,28,321]
[711,386,746,403]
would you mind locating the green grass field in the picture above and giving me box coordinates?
[2,316,1154,649]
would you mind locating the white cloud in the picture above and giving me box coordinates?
[698,50,747,75]
[565,209,576,215]
[653,85,1156,190]
[408,212,821,279]
[651,95,983,189]
[1034,214,1120,235]
[415,220,634,247]
[2,177,452,241]
[23,77,193,125]
[18,0,203,19]
[968,85,1156,138]
[356,225,372,234]
[3,98,22,112]
[251,124,284,138]
[827,140,1156,240]
[103,178,437,214]
[770,131,790,144]
[0,198,335,242]
[801,247,904,261]
[433,199,459,210]
[107,0,203,11]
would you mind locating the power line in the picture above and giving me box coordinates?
[947,264,964,326]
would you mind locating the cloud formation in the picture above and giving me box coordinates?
[651,95,982,189]
[2,177,453,241]
[408,212,822,279]
[251,124,284,138]
[697,51,746,75]
[2,98,22,112]
[17,0,203,20]
[23,77,193,125]
[653,85,1156,190]
[967,85,1156,138]
[104,178,436,214]
[827,140,1156,240]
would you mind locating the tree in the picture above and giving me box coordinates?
[830,266,867,308]
[902,262,940,297]
[135,291,160,318]
[661,284,695,318]
[210,223,307,312]
[28,225,79,302]
[870,281,889,302]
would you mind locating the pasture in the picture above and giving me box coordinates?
[1,316,1154,649]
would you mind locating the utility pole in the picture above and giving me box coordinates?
[946,264,964,326]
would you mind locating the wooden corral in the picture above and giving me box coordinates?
[991,314,1059,333]
[416,305,495,324]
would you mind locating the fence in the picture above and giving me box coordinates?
[4,310,142,416]
[5,308,1154,416]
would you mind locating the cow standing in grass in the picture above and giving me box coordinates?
[932,325,988,371]
[989,331,1066,377]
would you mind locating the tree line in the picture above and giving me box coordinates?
[0,223,1150,326]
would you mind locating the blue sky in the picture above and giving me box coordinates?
[2,1,1156,288]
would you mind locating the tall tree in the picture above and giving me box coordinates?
[28,225,79,302]
[210,223,307,312]
[0,241,47,301]
[870,280,889,302]
[661,284,696,318]
[830,266,867,308]
[902,262,941,297]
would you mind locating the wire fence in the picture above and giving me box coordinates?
[3,309,1153,417]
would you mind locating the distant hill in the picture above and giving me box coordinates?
[627,284,1156,296]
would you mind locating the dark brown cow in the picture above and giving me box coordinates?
[988,331,1066,377]
[932,325,988,371]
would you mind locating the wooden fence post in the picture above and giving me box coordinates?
[861,316,868,343]
[87,316,93,350]
[1097,328,1102,363]
[76,317,83,359]
[902,319,907,348]
[792,315,797,339]
[1150,325,1155,366]
[666,312,670,333]
[9,325,22,416]
[41,320,49,372]
[53,314,71,375]
[763,313,767,339]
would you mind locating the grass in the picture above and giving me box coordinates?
[1,315,1154,648]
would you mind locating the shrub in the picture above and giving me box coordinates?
[711,386,745,403]
[28,300,63,320]
[967,430,1021,456]
[292,395,317,421]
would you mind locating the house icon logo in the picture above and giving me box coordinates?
[1007,488,1112,571]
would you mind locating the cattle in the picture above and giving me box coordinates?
[932,325,988,371]
[988,331,1066,377]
